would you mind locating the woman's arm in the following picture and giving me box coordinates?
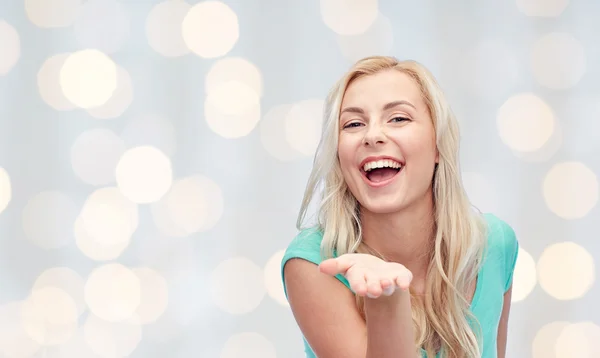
[284,255,417,358]
[496,286,513,358]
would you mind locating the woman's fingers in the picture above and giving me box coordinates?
[346,270,368,296]
[318,256,356,276]
[364,272,382,298]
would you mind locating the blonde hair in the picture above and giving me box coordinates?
[296,56,488,357]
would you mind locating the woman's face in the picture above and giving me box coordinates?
[337,69,438,215]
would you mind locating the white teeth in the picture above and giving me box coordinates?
[363,159,402,172]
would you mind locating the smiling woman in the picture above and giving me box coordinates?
[281,56,518,358]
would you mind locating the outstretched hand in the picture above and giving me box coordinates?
[319,253,413,299]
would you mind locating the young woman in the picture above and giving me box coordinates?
[281,56,518,358]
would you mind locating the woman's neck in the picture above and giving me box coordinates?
[360,193,436,278]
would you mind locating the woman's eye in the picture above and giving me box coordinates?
[343,122,362,128]
[391,116,409,123]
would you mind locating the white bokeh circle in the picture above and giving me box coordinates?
[0,167,11,214]
[206,57,263,96]
[511,247,537,302]
[77,186,138,258]
[146,0,191,57]
[84,263,141,322]
[32,267,86,317]
[86,65,133,119]
[284,99,325,156]
[537,242,595,300]
[496,93,555,153]
[182,1,239,58]
[531,32,586,90]
[37,54,76,111]
[543,161,598,220]
[205,81,261,138]
[0,20,21,76]
[264,250,288,307]
[532,321,570,358]
[21,287,79,346]
[260,104,302,161]
[336,13,393,63]
[556,322,600,358]
[320,0,378,35]
[517,0,570,17]
[25,0,82,28]
[59,49,118,109]
[115,146,173,204]
[83,314,142,357]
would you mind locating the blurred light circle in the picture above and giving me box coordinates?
[537,241,595,300]
[496,93,555,153]
[32,267,86,316]
[532,321,570,358]
[75,216,131,261]
[264,250,289,306]
[556,322,600,357]
[206,57,263,96]
[205,81,261,138]
[511,247,537,302]
[86,65,133,119]
[182,1,239,58]
[78,186,138,248]
[59,49,118,109]
[0,20,21,75]
[320,0,378,35]
[132,267,169,324]
[260,104,302,161]
[152,174,224,236]
[517,0,570,17]
[146,0,191,57]
[531,32,586,90]
[84,263,141,322]
[83,314,142,357]
[543,161,598,220]
[0,167,11,214]
[37,54,76,111]
[284,99,325,156]
[0,301,41,357]
[21,287,79,345]
[25,0,82,28]
[336,13,393,63]
[115,146,173,204]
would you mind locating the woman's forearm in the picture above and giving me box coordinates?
[364,290,416,358]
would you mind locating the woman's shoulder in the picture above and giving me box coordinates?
[281,227,325,268]
[481,213,519,292]
[481,213,518,248]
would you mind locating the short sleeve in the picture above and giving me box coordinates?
[500,220,519,292]
[280,228,325,298]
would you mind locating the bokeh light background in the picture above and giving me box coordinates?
[0,0,598,357]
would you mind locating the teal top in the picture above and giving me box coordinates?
[280,213,519,358]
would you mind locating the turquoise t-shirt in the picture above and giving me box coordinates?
[281,213,519,358]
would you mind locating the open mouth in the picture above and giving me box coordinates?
[361,159,402,185]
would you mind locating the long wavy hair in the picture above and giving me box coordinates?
[296,56,488,357]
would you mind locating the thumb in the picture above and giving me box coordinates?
[319,256,354,276]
